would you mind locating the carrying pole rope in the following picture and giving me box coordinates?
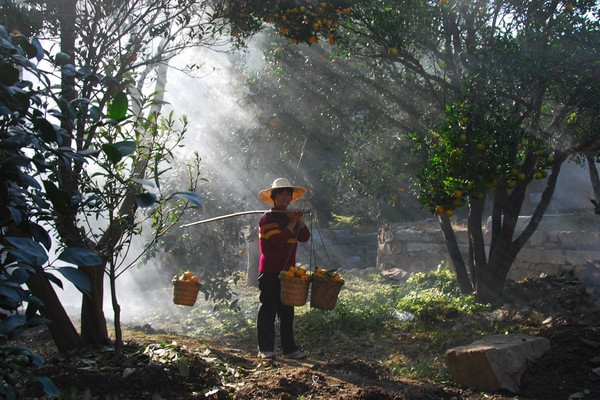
[175,227,193,276]
[309,213,335,270]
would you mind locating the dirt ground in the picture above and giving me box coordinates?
[16,275,600,400]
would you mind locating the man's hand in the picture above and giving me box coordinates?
[285,209,304,226]
[293,209,304,225]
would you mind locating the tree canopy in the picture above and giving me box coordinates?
[222,0,600,303]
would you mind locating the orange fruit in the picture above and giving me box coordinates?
[190,276,199,283]
[295,267,306,277]
[288,266,296,274]
[183,270,192,280]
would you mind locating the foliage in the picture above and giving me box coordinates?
[394,266,488,324]
[0,346,58,399]
[0,0,228,349]
[144,162,255,309]
[316,0,600,303]
[412,98,553,216]
[231,30,420,226]
[217,0,352,45]
[131,266,561,383]
[0,25,108,399]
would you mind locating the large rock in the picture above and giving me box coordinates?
[445,334,550,393]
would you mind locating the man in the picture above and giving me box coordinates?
[256,178,310,359]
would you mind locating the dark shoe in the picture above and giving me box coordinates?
[258,351,276,359]
[283,349,306,359]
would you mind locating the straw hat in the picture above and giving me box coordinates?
[259,178,307,204]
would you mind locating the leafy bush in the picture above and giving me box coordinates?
[0,25,101,399]
[394,266,489,325]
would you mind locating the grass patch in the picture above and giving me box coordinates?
[138,266,548,383]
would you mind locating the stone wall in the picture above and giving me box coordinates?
[295,229,378,270]
[377,214,600,286]
[247,213,600,288]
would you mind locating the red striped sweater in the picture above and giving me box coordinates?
[258,209,310,273]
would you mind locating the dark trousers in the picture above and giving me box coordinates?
[257,272,298,354]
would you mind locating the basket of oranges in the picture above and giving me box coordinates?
[310,268,344,310]
[172,270,202,306]
[280,265,311,307]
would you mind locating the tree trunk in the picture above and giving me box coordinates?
[438,214,473,294]
[311,196,333,228]
[474,257,512,304]
[26,270,81,352]
[246,236,260,287]
[467,194,487,274]
[109,265,122,360]
[5,223,82,352]
[586,154,600,204]
[473,152,567,304]
[80,264,109,345]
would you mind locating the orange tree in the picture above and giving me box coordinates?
[340,0,600,303]
[224,0,600,304]
[217,0,352,46]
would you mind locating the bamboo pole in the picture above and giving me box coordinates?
[181,210,268,227]
[182,209,311,228]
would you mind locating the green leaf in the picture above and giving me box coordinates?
[54,52,71,65]
[0,62,19,85]
[88,105,101,122]
[170,191,204,208]
[136,192,157,207]
[31,376,59,397]
[114,140,136,156]
[58,248,102,266]
[34,117,57,143]
[56,267,92,297]
[43,180,70,214]
[5,237,48,265]
[77,148,101,157]
[110,91,128,120]
[130,178,156,188]
[154,155,160,189]
[31,37,44,61]
[14,34,38,59]
[178,356,190,377]
[101,141,136,164]
[0,315,26,336]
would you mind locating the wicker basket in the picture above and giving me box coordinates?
[280,274,310,307]
[172,280,202,306]
[310,275,344,310]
